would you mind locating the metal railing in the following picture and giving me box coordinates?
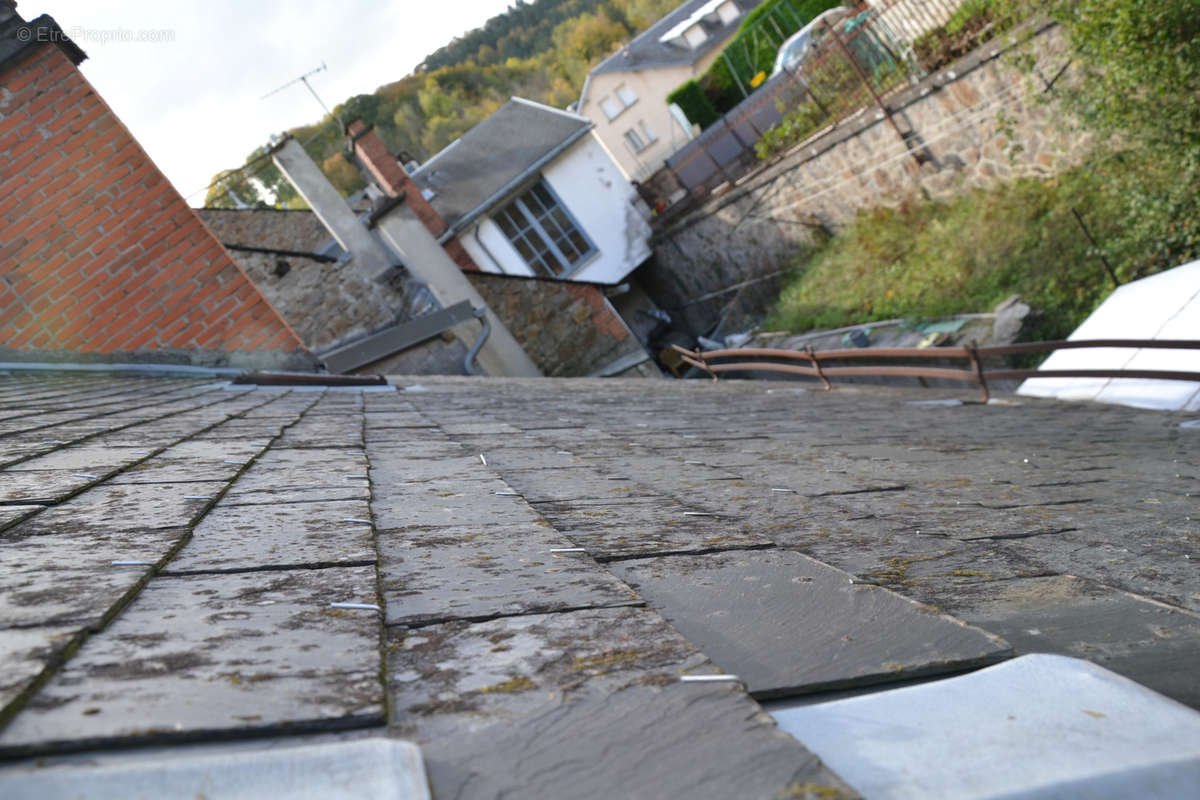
[671,340,1200,402]
[651,0,989,213]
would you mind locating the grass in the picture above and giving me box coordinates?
[767,148,1200,341]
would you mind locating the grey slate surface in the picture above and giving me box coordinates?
[586,0,763,77]
[0,566,383,757]
[377,524,640,625]
[613,549,1011,697]
[411,98,591,229]
[1,372,1197,798]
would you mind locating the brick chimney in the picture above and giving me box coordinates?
[345,120,478,272]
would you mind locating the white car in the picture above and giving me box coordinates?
[769,6,855,78]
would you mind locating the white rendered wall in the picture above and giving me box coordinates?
[459,132,652,285]
[1017,259,1200,411]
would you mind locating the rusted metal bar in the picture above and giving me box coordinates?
[977,339,1200,357]
[696,346,972,361]
[989,369,1200,383]
[675,338,1200,393]
[818,365,979,382]
[804,345,832,390]
[964,340,990,403]
[702,362,827,379]
[824,18,917,164]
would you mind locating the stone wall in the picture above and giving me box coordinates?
[647,22,1092,337]
[468,274,657,378]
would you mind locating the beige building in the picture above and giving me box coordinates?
[576,0,764,182]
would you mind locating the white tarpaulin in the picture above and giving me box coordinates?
[1018,259,1200,411]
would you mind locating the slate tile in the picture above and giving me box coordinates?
[0,626,81,712]
[611,549,1011,698]
[0,470,94,504]
[3,444,143,475]
[941,575,1200,709]
[0,505,42,530]
[17,483,227,536]
[371,479,543,530]
[168,499,375,571]
[0,567,383,757]
[498,467,654,502]
[0,527,185,628]
[535,499,771,558]
[419,685,855,800]
[388,606,714,740]
[387,607,855,800]
[377,524,639,626]
[368,455,495,484]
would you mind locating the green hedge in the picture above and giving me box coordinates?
[666,79,721,129]
[671,0,843,126]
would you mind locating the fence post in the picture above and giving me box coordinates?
[825,19,920,166]
[721,50,751,100]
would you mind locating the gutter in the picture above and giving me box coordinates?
[436,122,595,245]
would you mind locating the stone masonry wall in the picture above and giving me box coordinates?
[468,274,652,377]
[0,43,311,369]
[647,23,1091,336]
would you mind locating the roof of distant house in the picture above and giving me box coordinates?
[588,0,763,78]
[410,97,592,233]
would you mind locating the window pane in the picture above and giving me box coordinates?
[494,179,593,276]
[600,97,622,120]
[616,85,638,106]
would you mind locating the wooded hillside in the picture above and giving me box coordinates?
[205,0,679,209]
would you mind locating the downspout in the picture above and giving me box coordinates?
[470,223,505,273]
[463,306,491,376]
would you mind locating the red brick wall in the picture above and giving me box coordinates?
[0,44,311,368]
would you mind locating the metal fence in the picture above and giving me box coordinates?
[658,0,970,200]
[672,339,1200,403]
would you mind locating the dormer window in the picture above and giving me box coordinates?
[716,0,739,25]
[683,23,707,48]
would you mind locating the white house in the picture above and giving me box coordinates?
[410,97,653,285]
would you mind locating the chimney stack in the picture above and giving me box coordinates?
[346,120,450,241]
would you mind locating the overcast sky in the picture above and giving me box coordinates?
[28,0,517,205]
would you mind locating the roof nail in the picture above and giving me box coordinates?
[680,674,741,683]
[771,488,795,493]
[342,518,372,524]
[479,454,488,466]
[495,491,519,496]
[111,560,152,566]
[550,547,587,553]
[344,475,368,479]
[223,460,242,465]
[183,495,212,500]
[129,450,149,454]
[329,602,381,611]
[71,473,98,479]
[683,511,712,516]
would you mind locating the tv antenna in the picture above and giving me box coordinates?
[261,62,338,123]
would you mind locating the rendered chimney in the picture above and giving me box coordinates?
[268,135,393,276]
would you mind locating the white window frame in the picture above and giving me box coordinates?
[599,96,622,121]
[615,85,638,108]
[492,179,595,277]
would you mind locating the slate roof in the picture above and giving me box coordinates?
[588,0,764,77]
[0,371,1198,796]
[410,98,592,232]
[0,8,85,73]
